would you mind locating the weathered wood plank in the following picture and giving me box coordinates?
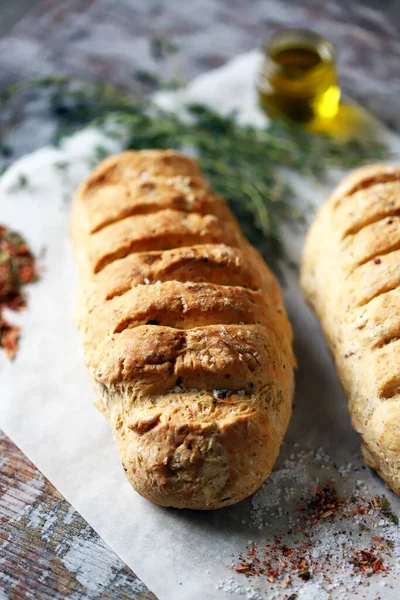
[0,431,157,599]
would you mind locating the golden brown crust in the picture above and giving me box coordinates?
[92,245,262,300]
[88,209,243,274]
[301,164,400,494]
[72,149,295,509]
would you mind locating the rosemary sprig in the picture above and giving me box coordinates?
[0,77,390,266]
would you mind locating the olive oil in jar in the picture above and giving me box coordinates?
[257,30,340,123]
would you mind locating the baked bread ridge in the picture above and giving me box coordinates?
[301,164,400,494]
[72,149,295,509]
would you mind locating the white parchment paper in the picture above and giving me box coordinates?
[1,51,400,599]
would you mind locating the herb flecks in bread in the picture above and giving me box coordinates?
[72,150,295,510]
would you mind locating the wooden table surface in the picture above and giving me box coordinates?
[1,1,400,598]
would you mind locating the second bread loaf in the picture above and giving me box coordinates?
[301,164,400,494]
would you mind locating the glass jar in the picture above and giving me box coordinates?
[257,29,340,123]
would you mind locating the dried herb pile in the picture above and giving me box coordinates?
[0,225,37,359]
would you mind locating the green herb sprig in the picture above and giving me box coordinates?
[380,496,399,526]
[0,77,390,266]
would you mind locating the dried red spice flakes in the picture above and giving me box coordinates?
[0,317,20,360]
[233,484,394,592]
[235,540,312,584]
[307,485,345,522]
[350,548,386,575]
[0,224,37,360]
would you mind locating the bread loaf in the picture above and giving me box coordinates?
[301,164,400,494]
[72,150,295,509]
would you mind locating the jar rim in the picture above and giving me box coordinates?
[261,29,336,76]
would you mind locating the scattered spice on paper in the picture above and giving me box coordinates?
[0,224,37,359]
[220,447,400,599]
[233,488,394,591]
[350,548,386,576]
